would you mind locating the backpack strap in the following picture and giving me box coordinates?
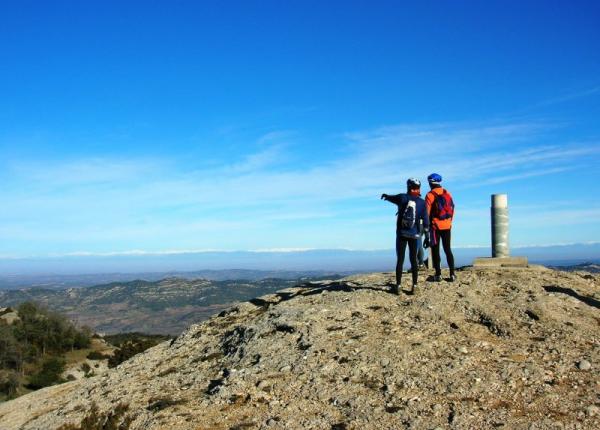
[429,189,442,207]
[427,190,437,204]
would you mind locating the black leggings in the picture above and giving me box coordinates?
[396,236,418,285]
[432,229,455,276]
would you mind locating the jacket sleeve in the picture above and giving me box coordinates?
[425,192,433,217]
[385,194,404,205]
[421,202,430,231]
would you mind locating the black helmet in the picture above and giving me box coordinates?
[407,177,421,189]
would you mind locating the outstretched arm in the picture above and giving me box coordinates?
[381,193,403,205]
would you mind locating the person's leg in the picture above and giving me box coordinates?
[416,235,424,265]
[395,236,408,289]
[431,229,442,279]
[441,229,455,277]
[408,239,418,286]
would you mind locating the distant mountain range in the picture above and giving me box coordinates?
[0,243,598,280]
[3,256,599,336]
[0,269,346,290]
[552,262,600,273]
[0,276,340,335]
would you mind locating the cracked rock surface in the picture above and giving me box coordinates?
[0,266,598,429]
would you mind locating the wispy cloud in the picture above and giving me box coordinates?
[0,120,598,255]
[8,158,163,187]
[532,85,600,108]
[8,121,589,207]
[474,166,570,186]
[225,144,285,174]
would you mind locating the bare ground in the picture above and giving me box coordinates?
[0,265,598,430]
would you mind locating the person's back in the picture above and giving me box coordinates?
[426,187,454,231]
[381,178,429,294]
[395,193,428,239]
[425,173,456,282]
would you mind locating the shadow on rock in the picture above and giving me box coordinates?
[543,285,600,309]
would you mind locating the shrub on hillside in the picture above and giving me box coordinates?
[26,356,65,389]
[104,333,171,368]
[80,362,91,375]
[108,342,149,368]
[103,332,170,348]
[86,351,110,360]
[56,402,132,430]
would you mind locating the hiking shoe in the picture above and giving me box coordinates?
[433,275,442,282]
[391,285,400,295]
[448,273,457,282]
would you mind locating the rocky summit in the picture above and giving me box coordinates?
[0,266,599,430]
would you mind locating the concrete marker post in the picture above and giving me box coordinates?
[473,193,528,268]
[491,194,509,258]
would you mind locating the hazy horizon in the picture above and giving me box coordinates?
[0,243,598,278]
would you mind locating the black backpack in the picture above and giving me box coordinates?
[401,199,417,229]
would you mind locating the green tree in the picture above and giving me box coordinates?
[73,326,92,349]
[13,301,91,358]
[0,323,23,372]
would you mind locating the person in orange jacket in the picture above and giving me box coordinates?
[425,173,456,282]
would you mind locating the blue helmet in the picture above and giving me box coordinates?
[428,173,442,185]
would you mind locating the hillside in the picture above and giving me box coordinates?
[554,262,600,274]
[0,277,319,334]
[0,266,598,429]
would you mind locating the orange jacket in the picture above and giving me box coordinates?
[426,187,454,230]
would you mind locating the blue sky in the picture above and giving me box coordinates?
[0,0,599,258]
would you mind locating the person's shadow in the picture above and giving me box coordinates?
[425,275,455,282]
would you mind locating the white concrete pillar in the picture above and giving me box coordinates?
[491,194,509,258]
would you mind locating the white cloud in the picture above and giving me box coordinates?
[9,158,163,187]
[466,166,570,186]
[0,120,598,255]
[530,85,600,108]
[9,121,588,209]
[225,143,286,174]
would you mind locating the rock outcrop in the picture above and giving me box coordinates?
[0,266,598,429]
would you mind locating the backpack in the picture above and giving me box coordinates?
[401,199,417,229]
[430,189,454,220]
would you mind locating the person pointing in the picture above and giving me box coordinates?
[381,178,430,295]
